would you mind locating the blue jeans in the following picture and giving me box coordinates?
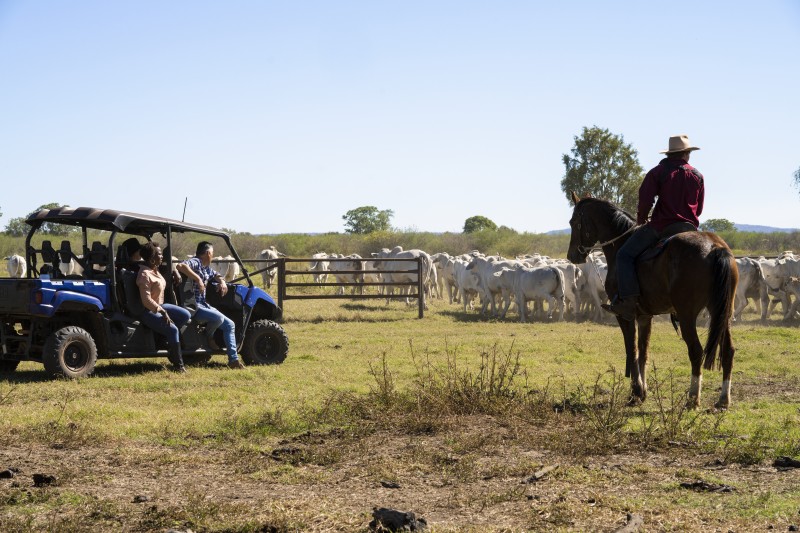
[192,303,239,362]
[616,222,697,299]
[140,304,192,354]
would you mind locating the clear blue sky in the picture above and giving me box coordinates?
[1,1,798,234]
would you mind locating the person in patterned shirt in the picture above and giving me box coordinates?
[176,241,245,369]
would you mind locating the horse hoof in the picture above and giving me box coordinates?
[627,395,643,407]
[714,400,730,410]
[685,400,700,410]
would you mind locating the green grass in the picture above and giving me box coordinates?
[1,298,798,445]
[2,298,800,531]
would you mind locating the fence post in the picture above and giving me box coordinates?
[277,258,285,311]
[418,256,424,319]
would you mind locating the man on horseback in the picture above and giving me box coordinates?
[604,134,705,320]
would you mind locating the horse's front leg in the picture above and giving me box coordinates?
[617,317,641,403]
[636,315,653,400]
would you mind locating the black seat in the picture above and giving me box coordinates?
[58,240,86,278]
[32,240,60,277]
[86,241,110,278]
[119,268,146,318]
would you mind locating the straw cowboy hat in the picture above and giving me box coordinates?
[660,134,700,154]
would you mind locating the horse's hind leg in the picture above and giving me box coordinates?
[715,327,736,409]
[617,318,643,403]
[680,317,704,409]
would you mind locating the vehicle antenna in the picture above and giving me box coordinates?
[182,197,188,222]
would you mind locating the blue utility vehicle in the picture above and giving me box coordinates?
[0,207,287,378]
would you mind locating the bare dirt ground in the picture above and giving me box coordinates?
[2,414,800,532]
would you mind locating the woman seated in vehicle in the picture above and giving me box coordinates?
[136,242,192,373]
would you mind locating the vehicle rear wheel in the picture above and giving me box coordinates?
[42,326,98,378]
[240,320,288,365]
[0,360,20,373]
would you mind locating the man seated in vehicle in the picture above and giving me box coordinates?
[176,241,246,370]
[117,237,144,271]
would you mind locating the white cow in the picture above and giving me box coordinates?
[371,246,432,309]
[466,254,527,317]
[59,257,84,277]
[329,253,365,295]
[453,257,481,312]
[431,252,458,303]
[757,254,800,320]
[210,256,240,282]
[309,252,330,283]
[362,259,383,294]
[6,254,26,278]
[552,260,582,320]
[258,246,285,288]
[785,276,800,320]
[493,265,565,322]
[577,253,608,321]
[733,257,764,321]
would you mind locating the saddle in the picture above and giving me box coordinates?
[637,235,679,263]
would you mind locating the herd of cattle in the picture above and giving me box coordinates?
[5,247,800,323]
[254,247,800,323]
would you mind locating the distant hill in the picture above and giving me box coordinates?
[735,224,799,233]
[545,224,798,235]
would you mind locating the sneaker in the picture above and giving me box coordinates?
[228,359,245,370]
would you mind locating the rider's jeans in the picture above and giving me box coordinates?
[193,303,239,362]
[616,224,659,300]
[616,222,697,300]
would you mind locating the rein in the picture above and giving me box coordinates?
[576,206,640,255]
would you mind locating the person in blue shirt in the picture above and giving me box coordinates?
[176,241,245,369]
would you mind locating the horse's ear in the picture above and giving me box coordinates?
[570,191,581,205]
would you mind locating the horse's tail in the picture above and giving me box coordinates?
[703,246,737,370]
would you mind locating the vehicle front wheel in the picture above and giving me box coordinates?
[240,320,288,365]
[42,326,98,378]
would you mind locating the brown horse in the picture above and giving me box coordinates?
[567,192,738,408]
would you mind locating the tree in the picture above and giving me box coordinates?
[794,166,800,197]
[463,215,497,233]
[561,126,644,213]
[4,203,77,236]
[700,218,736,232]
[342,206,394,234]
[4,217,28,237]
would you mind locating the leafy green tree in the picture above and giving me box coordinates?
[794,166,800,196]
[561,126,644,213]
[4,203,77,236]
[342,206,394,234]
[463,215,498,233]
[700,218,736,232]
[4,217,28,237]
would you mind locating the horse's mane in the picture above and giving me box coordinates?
[577,197,636,232]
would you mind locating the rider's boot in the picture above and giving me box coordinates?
[602,295,638,321]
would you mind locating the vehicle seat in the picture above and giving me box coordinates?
[86,241,110,278]
[41,240,60,275]
[119,268,146,318]
[59,240,85,278]
[159,246,178,305]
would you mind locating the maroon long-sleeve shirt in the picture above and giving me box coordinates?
[637,157,704,233]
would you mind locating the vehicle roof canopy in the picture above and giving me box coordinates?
[26,206,229,238]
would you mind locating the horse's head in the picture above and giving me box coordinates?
[567,192,597,264]
[567,192,636,264]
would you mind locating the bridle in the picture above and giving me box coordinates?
[574,208,639,255]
